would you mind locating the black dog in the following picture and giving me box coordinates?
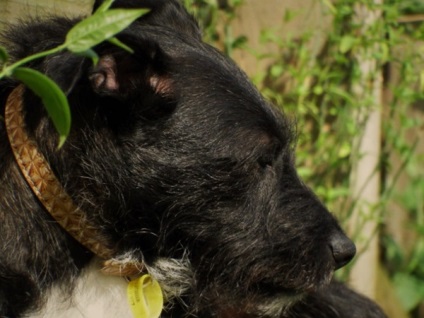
[0,1,386,317]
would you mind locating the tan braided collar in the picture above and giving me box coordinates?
[5,85,143,276]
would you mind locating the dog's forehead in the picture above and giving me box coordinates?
[169,71,291,156]
[171,46,291,147]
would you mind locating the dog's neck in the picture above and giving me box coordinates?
[5,85,114,258]
[4,85,143,277]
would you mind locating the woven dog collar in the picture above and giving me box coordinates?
[5,85,143,276]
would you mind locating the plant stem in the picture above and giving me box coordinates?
[0,43,67,78]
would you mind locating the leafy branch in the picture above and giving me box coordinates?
[0,0,149,147]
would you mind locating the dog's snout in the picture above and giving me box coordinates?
[329,232,356,270]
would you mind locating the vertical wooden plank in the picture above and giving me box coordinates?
[348,0,383,301]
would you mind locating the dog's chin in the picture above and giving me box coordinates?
[242,271,335,317]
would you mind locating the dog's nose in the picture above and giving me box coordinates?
[329,232,356,270]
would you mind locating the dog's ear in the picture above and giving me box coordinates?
[88,39,174,99]
[41,37,174,103]
[48,0,199,101]
[86,0,202,100]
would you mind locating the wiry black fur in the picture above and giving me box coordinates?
[0,1,386,317]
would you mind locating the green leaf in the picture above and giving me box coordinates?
[393,272,424,311]
[270,64,283,78]
[231,35,248,50]
[77,48,100,65]
[95,0,115,13]
[313,85,323,95]
[13,67,71,148]
[65,9,150,53]
[108,37,134,53]
[0,46,8,64]
[339,36,356,54]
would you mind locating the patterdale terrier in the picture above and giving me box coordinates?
[0,0,387,317]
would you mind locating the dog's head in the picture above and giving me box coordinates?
[2,0,355,315]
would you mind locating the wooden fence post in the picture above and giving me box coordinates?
[348,0,383,300]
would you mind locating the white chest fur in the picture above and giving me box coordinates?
[27,255,193,318]
[29,261,132,318]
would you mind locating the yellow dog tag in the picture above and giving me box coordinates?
[127,274,164,318]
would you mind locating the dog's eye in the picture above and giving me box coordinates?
[257,154,274,169]
[256,144,282,169]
